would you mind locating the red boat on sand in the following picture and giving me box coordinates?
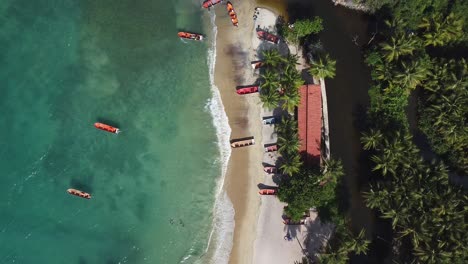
[231,138,255,148]
[178,32,203,41]
[94,122,120,134]
[203,0,223,9]
[264,144,278,152]
[251,61,264,69]
[236,85,259,95]
[259,189,277,195]
[67,189,91,199]
[257,29,280,44]
[226,2,238,27]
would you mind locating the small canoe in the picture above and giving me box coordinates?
[231,138,255,148]
[94,122,120,134]
[264,144,278,152]
[67,189,91,199]
[178,32,203,41]
[259,189,277,195]
[202,0,223,9]
[236,86,259,95]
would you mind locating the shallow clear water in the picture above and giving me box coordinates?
[0,1,222,263]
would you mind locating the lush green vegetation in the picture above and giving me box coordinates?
[280,17,324,45]
[364,12,467,174]
[352,0,468,263]
[308,54,336,79]
[260,18,371,263]
[418,58,467,173]
[259,49,303,112]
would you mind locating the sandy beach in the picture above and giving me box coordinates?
[213,1,332,263]
[213,0,263,263]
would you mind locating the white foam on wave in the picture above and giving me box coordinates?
[178,10,235,264]
[202,11,235,264]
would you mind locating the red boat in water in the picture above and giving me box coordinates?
[94,122,120,134]
[259,189,277,195]
[202,0,223,9]
[67,189,91,199]
[226,2,238,27]
[178,32,203,41]
[236,85,259,95]
[257,30,280,44]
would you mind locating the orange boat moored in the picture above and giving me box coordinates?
[259,189,277,195]
[67,189,91,199]
[178,32,203,41]
[226,2,238,27]
[94,122,120,134]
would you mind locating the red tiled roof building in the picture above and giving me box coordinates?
[297,84,322,166]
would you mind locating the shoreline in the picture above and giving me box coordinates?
[212,0,264,263]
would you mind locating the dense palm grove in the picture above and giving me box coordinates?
[357,0,468,263]
[260,3,467,262]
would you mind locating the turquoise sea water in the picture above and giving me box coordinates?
[0,1,226,263]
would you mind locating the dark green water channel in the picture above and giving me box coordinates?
[284,0,388,262]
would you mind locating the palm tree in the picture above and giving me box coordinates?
[284,53,299,69]
[321,158,344,184]
[363,188,390,209]
[371,59,396,82]
[281,88,301,113]
[370,152,397,176]
[379,34,417,63]
[308,54,336,79]
[280,153,302,176]
[394,59,430,90]
[261,69,280,88]
[319,247,349,264]
[262,49,283,68]
[281,66,303,90]
[419,13,463,47]
[361,129,383,150]
[344,229,370,255]
[275,116,297,136]
[278,134,300,156]
[259,88,280,109]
